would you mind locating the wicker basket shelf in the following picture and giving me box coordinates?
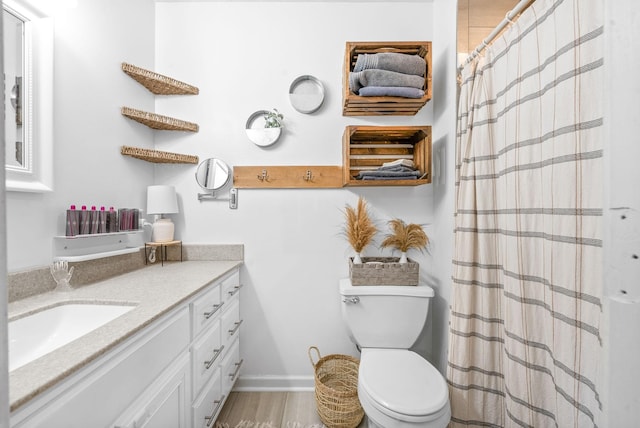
[342,125,432,187]
[121,107,199,132]
[343,41,432,116]
[120,146,199,164]
[122,63,199,95]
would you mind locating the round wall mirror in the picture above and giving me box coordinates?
[195,158,231,190]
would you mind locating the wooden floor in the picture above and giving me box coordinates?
[214,392,367,428]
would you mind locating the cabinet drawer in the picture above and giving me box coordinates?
[191,283,222,339]
[220,299,241,351]
[220,270,240,305]
[191,319,222,398]
[221,338,242,395]
[192,368,224,428]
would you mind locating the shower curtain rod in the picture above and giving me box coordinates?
[459,0,535,70]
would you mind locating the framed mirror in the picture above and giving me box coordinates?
[3,0,53,192]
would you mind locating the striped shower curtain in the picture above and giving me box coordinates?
[448,0,604,427]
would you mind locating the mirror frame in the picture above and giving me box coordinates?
[195,158,231,191]
[4,0,53,192]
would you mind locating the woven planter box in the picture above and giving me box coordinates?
[349,257,419,286]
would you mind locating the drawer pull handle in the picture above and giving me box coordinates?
[204,302,224,319]
[204,345,225,369]
[228,319,243,336]
[229,359,244,381]
[204,394,226,427]
[227,284,243,297]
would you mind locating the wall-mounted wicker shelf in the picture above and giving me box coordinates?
[343,41,432,116]
[233,165,343,188]
[343,125,431,186]
[122,62,199,95]
[121,107,199,132]
[120,146,199,164]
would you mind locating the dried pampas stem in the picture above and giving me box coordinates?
[343,196,377,258]
[380,219,429,254]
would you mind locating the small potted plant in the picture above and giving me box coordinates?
[246,108,285,146]
[343,196,377,264]
[263,108,284,128]
[380,219,429,263]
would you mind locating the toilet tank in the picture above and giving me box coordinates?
[339,278,434,349]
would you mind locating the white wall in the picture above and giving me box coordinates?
[4,0,453,392]
[603,0,640,425]
[429,0,457,374]
[154,1,445,387]
[5,0,156,271]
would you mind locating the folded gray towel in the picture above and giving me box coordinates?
[349,70,425,93]
[357,169,423,179]
[361,175,418,180]
[358,86,425,99]
[354,53,426,76]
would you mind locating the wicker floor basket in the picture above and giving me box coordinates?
[308,346,364,428]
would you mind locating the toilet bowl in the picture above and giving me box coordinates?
[357,349,450,428]
[339,279,451,428]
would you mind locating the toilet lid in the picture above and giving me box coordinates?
[360,349,448,419]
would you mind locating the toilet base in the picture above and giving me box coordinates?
[363,407,451,428]
[359,384,451,428]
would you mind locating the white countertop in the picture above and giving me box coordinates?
[8,260,242,412]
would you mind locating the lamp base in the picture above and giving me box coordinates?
[151,218,175,243]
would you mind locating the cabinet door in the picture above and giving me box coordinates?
[113,354,191,428]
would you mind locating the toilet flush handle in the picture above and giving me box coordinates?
[342,296,360,304]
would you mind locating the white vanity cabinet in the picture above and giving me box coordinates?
[9,265,242,428]
[11,306,191,428]
[190,269,242,427]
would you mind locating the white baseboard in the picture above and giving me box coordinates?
[234,375,315,391]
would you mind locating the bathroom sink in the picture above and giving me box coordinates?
[9,302,135,372]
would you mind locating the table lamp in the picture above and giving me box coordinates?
[146,185,179,242]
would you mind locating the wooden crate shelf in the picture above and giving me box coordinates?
[233,165,343,189]
[122,63,199,95]
[343,41,432,116]
[120,146,199,164]
[342,125,431,187]
[121,107,199,132]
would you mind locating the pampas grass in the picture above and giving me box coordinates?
[380,219,429,254]
[343,197,377,254]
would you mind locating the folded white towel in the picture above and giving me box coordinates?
[382,159,415,168]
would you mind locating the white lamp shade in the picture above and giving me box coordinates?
[147,185,179,215]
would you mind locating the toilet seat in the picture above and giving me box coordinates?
[359,349,449,423]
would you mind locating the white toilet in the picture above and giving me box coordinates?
[339,279,451,428]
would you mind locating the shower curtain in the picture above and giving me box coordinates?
[448,0,604,427]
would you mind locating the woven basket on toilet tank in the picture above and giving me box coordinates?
[308,346,364,428]
[349,256,419,286]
